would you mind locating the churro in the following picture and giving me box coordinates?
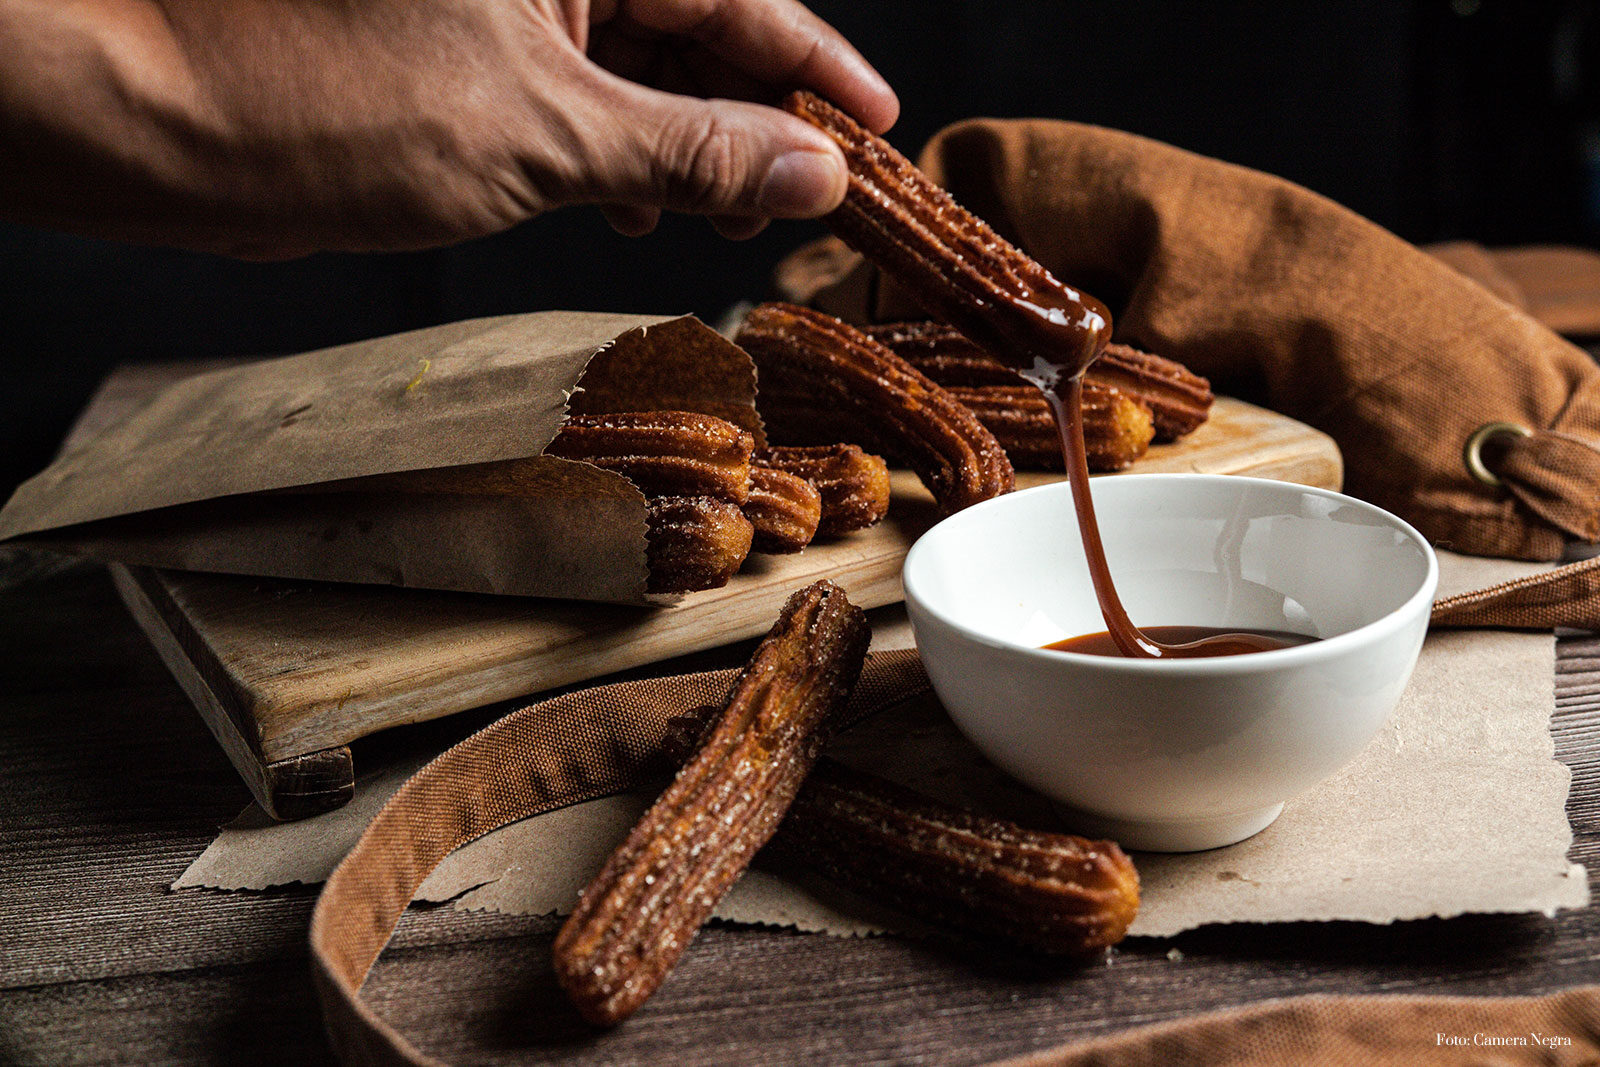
[645,496,753,593]
[868,322,1213,442]
[755,444,891,536]
[948,384,1155,472]
[738,302,1013,514]
[552,581,869,1025]
[547,410,754,504]
[744,466,822,554]
[786,91,1111,382]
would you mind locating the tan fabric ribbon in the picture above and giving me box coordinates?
[309,648,928,1067]
[999,990,1600,1066]
[1431,555,1600,630]
[309,567,1599,1065]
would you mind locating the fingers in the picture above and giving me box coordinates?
[602,203,663,236]
[568,77,849,219]
[604,205,766,242]
[710,214,769,240]
[601,0,898,133]
[530,0,900,231]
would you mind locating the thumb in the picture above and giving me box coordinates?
[570,82,848,219]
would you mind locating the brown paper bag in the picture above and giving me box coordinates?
[0,312,761,604]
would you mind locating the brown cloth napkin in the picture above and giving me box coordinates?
[1429,242,1600,339]
[308,568,1599,1066]
[785,120,1600,562]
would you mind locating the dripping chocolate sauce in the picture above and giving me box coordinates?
[1006,288,1306,659]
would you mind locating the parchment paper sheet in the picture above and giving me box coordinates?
[175,554,1589,937]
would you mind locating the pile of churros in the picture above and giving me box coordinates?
[865,321,1214,471]
[546,93,1213,594]
[546,411,890,592]
[538,91,1233,1024]
[742,305,1212,478]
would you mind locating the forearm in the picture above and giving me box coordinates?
[0,0,230,247]
[0,0,489,256]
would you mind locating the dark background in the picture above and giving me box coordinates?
[3,0,1598,497]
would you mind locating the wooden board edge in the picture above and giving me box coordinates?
[258,565,907,762]
[111,562,355,819]
[111,563,264,773]
[1226,448,1344,491]
[261,747,356,821]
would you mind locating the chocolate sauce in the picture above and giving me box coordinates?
[1001,287,1113,384]
[1026,361,1293,660]
[1044,626,1315,658]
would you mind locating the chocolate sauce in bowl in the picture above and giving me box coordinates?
[1044,626,1316,658]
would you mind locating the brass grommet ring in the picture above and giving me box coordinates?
[1463,421,1533,487]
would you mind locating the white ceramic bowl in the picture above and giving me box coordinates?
[903,475,1438,852]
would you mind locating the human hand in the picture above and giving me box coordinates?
[0,0,898,257]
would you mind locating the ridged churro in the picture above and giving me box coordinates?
[744,466,823,554]
[948,384,1155,472]
[867,322,1213,442]
[786,91,1111,382]
[755,444,891,536]
[738,302,1013,514]
[1087,344,1214,440]
[552,581,869,1025]
[770,759,1139,955]
[547,410,754,504]
[645,496,753,593]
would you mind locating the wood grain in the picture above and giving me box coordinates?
[111,563,355,821]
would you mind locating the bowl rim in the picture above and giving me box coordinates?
[902,474,1440,675]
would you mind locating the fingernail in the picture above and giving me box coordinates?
[757,150,846,217]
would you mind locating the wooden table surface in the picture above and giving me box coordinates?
[4,547,1600,1065]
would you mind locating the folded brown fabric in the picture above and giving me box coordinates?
[787,121,1600,561]
[1425,240,1534,311]
[998,989,1600,1066]
[1429,242,1600,339]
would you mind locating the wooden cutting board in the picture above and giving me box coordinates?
[82,362,1339,819]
